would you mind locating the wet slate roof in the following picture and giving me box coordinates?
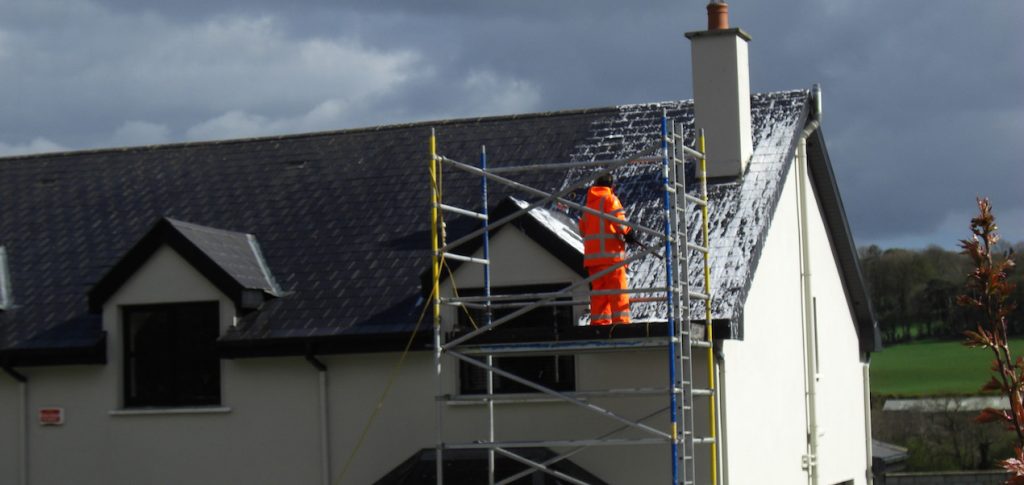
[0,89,878,363]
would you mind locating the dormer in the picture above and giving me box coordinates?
[87,218,280,409]
[88,218,280,314]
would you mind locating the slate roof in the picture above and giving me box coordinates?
[0,89,879,364]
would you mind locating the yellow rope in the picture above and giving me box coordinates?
[443,258,480,330]
[333,268,439,484]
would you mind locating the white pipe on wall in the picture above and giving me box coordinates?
[715,345,728,485]
[863,362,874,485]
[3,366,28,485]
[798,86,822,485]
[306,355,330,485]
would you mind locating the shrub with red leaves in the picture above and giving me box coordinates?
[960,198,1020,481]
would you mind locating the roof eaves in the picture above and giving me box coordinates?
[805,128,882,353]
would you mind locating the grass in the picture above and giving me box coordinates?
[870,338,1024,397]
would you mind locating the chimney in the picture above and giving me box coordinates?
[686,1,753,179]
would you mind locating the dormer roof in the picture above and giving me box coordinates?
[87,218,280,313]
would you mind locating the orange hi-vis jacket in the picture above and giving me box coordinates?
[578,186,632,268]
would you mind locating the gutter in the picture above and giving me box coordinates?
[798,84,822,485]
[3,365,28,485]
[305,352,331,485]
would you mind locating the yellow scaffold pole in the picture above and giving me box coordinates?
[430,128,445,485]
[700,130,718,485]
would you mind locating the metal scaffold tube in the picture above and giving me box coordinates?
[660,111,682,485]
[429,116,714,484]
[429,128,444,485]
[481,145,496,485]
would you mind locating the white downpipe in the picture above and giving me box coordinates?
[715,346,729,485]
[18,380,27,485]
[4,367,28,485]
[798,86,821,485]
[863,362,874,485]
[306,356,331,485]
[319,370,330,485]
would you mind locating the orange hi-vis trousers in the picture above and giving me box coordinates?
[588,265,631,325]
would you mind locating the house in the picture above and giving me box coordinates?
[0,3,880,484]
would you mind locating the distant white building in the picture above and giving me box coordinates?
[0,3,879,484]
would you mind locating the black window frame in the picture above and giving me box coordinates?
[456,284,576,395]
[122,301,221,408]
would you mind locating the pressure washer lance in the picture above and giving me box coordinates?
[627,233,665,260]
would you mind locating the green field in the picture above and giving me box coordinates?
[870,339,1024,396]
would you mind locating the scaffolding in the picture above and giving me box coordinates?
[429,111,717,485]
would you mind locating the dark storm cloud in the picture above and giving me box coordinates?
[0,0,1021,247]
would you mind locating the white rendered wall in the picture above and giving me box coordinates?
[803,164,871,485]
[720,163,809,484]
[720,158,870,484]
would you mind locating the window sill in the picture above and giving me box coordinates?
[109,406,232,417]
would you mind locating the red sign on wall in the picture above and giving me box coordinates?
[38,408,64,426]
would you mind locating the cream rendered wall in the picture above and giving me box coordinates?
[321,349,684,484]
[0,375,21,482]
[440,224,587,328]
[16,245,323,485]
[409,224,685,484]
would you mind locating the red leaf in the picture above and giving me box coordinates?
[983,376,1006,392]
[977,407,1013,424]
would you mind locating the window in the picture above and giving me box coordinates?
[457,284,576,395]
[123,302,220,407]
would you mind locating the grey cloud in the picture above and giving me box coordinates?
[0,0,1021,248]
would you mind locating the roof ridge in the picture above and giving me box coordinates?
[165,217,252,238]
[0,105,623,163]
[0,89,811,164]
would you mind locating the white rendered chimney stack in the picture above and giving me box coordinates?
[686,1,753,179]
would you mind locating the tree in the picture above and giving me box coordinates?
[960,198,1022,482]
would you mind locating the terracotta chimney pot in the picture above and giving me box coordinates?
[707,1,729,30]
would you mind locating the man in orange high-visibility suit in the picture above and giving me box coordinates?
[579,173,637,325]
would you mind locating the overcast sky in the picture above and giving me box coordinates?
[0,0,1021,249]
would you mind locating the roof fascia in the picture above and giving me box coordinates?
[0,332,107,367]
[805,128,882,353]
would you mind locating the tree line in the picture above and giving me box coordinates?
[859,242,1023,345]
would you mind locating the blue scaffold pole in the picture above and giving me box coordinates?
[661,110,680,485]
[480,145,496,485]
